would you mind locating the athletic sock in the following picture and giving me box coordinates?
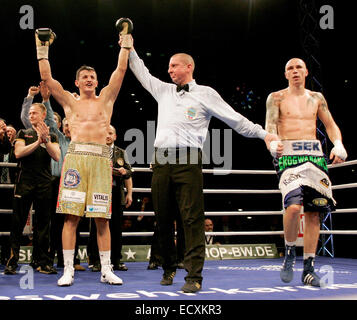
[63,249,75,266]
[285,240,296,247]
[99,251,111,267]
[303,253,315,260]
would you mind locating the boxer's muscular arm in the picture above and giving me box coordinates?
[316,92,342,142]
[265,92,284,157]
[316,92,347,163]
[265,93,280,135]
[38,59,74,109]
[36,29,74,111]
[100,38,131,104]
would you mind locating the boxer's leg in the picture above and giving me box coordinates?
[283,204,301,243]
[62,214,81,250]
[86,150,122,285]
[94,217,111,252]
[303,211,320,255]
[301,211,321,286]
[280,203,302,283]
[94,218,122,285]
[57,214,80,286]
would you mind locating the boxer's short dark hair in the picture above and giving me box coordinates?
[76,65,97,80]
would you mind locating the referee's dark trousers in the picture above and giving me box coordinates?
[151,147,205,283]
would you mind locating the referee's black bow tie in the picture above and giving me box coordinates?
[176,84,189,92]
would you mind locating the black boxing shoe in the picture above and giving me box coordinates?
[280,245,296,283]
[302,257,321,287]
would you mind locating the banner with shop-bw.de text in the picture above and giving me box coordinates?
[14,244,279,264]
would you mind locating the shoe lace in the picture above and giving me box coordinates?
[283,248,296,269]
[303,272,319,285]
[103,264,115,273]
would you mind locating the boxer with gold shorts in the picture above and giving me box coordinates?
[57,142,112,219]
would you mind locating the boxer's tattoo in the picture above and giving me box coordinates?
[308,92,331,120]
[307,94,316,109]
[319,96,328,112]
[315,92,332,119]
[265,93,280,134]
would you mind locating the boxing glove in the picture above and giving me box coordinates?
[35,28,56,60]
[115,18,133,35]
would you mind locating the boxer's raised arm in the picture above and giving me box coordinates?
[100,19,133,104]
[100,40,131,104]
[36,29,73,108]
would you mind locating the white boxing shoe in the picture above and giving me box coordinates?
[57,264,74,287]
[101,265,123,285]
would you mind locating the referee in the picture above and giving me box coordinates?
[127,35,279,293]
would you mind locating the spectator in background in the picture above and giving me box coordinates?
[1,124,17,184]
[0,122,18,265]
[4,103,60,275]
[204,218,220,245]
[0,118,11,154]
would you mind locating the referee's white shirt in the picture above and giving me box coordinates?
[129,50,267,149]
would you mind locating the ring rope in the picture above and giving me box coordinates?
[0,159,356,238]
[129,159,357,174]
[1,159,357,170]
[1,230,357,237]
[1,208,357,216]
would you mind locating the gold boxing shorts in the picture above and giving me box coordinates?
[56,142,112,219]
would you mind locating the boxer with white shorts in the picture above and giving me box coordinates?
[265,58,347,287]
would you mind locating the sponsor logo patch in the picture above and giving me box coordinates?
[93,193,110,205]
[61,190,86,203]
[63,169,81,188]
[86,205,107,213]
[320,178,330,188]
[282,173,301,186]
[312,198,328,207]
[292,141,321,151]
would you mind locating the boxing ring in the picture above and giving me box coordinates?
[1,159,357,301]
